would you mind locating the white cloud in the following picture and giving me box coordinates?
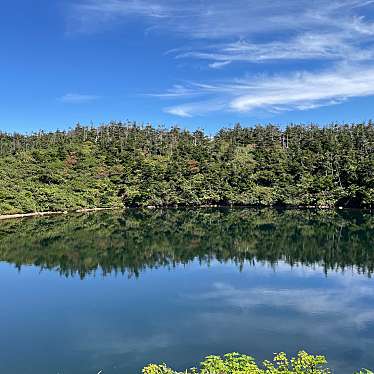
[76,0,168,18]
[175,33,374,66]
[163,64,374,115]
[70,0,374,38]
[59,93,99,104]
[164,100,225,117]
[68,0,374,116]
[164,106,192,118]
[209,61,232,69]
[148,84,200,98]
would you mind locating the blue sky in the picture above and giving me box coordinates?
[2,0,374,133]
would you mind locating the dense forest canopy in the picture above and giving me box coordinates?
[1,209,373,278]
[1,122,374,214]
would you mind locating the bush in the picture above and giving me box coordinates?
[142,351,331,374]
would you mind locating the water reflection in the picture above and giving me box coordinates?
[0,208,373,278]
[1,209,374,374]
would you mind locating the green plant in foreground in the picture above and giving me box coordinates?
[142,351,331,374]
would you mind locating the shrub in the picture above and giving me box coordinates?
[143,351,331,374]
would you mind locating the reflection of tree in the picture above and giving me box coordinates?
[0,208,373,279]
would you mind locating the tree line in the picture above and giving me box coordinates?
[1,122,373,213]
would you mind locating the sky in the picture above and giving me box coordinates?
[2,0,374,133]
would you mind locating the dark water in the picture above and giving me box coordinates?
[1,208,374,374]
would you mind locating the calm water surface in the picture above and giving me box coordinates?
[0,208,374,373]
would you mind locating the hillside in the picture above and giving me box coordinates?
[1,122,373,214]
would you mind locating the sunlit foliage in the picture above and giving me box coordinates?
[1,122,374,214]
[142,351,331,374]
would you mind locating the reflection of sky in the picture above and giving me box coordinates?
[0,260,373,374]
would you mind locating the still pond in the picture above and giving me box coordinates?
[0,208,373,373]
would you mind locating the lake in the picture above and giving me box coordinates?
[0,208,374,374]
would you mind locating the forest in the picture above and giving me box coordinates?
[1,122,374,214]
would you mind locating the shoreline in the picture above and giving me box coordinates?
[0,207,118,221]
[0,204,373,221]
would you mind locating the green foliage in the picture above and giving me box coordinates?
[142,363,178,374]
[142,351,331,374]
[1,122,374,214]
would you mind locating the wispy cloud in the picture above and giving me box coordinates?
[68,0,374,116]
[69,0,374,38]
[67,0,172,33]
[163,64,374,116]
[58,93,99,104]
[76,0,168,18]
[164,100,225,117]
[174,33,374,66]
[208,61,232,69]
[147,84,200,99]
